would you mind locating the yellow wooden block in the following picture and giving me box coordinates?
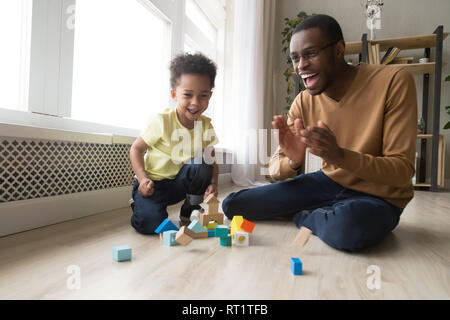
[206,222,218,230]
[230,216,244,239]
[230,216,243,229]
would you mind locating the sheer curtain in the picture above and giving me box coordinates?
[227,0,277,186]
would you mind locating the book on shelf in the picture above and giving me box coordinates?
[367,43,374,64]
[391,57,414,64]
[375,43,380,64]
[381,47,401,65]
[367,42,381,64]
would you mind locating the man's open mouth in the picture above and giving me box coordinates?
[301,72,319,89]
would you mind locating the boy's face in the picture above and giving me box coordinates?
[171,73,212,126]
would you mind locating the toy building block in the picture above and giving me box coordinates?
[207,229,215,237]
[290,257,303,275]
[220,234,232,247]
[230,216,243,239]
[155,218,179,234]
[190,209,202,221]
[215,225,229,238]
[234,231,249,246]
[163,230,179,246]
[175,226,195,246]
[113,245,132,262]
[240,219,255,233]
[199,212,224,226]
[192,232,208,239]
[188,220,207,233]
[204,194,220,215]
[206,221,218,230]
[294,226,312,248]
[230,216,243,229]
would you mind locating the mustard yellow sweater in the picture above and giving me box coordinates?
[269,63,417,208]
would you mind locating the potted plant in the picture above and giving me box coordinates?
[281,11,313,111]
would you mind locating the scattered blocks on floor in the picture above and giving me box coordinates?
[290,257,303,275]
[175,226,195,246]
[219,234,232,247]
[188,220,207,233]
[215,225,229,238]
[155,218,179,234]
[112,245,132,262]
[163,230,179,246]
[234,231,249,246]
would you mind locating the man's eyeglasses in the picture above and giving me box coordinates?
[291,39,339,62]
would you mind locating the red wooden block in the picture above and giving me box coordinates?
[240,219,255,233]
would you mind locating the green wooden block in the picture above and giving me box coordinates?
[163,230,179,246]
[113,245,132,262]
[215,225,228,238]
[220,235,232,247]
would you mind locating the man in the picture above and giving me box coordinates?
[222,14,417,252]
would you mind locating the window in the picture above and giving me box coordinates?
[184,0,226,133]
[71,0,171,130]
[0,0,32,111]
[185,0,217,46]
[0,0,229,140]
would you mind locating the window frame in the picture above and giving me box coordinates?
[0,0,203,137]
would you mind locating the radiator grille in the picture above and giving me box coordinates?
[0,138,134,203]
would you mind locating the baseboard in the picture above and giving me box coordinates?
[0,186,132,237]
[218,172,232,185]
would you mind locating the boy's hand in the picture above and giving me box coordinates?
[204,184,218,199]
[138,178,154,197]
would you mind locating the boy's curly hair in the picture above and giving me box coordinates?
[169,52,217,89]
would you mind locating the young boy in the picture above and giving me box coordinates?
[129,53,219,234]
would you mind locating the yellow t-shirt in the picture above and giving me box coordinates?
[140,108,219,181]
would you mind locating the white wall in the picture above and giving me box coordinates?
[273,0,450,181]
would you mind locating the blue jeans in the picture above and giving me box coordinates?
[131,161,213,234]
[222,170,403,252]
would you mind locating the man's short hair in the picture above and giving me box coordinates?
[169,52,217,89]
[293,14,344,43]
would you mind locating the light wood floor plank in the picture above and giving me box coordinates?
[0,185,449,299]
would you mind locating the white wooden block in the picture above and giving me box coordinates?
[190,209,201,221]
[234,231,249,246]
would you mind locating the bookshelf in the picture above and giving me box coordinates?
[357,27,447,191]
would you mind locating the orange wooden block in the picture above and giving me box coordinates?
[240,219,255,233]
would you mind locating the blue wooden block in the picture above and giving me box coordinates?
[112,245,132,262]
[155,218,178,234]
[215,225,228,238]
[290,257,303,275]
[219,234,232,246]
[208,229,215,237]
[188,220,206,233]
[163,230,179,246]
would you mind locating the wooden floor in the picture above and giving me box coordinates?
[0,183,449,300]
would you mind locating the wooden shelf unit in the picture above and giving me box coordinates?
[415,134,446,188]
[358,27,446,191]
